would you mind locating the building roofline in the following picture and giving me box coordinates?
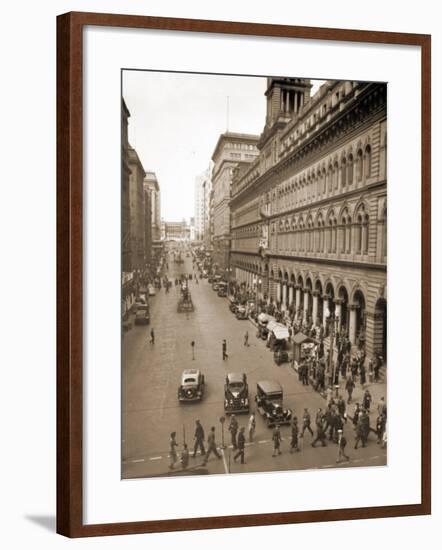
[211,132,260,162]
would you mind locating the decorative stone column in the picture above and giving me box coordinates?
[295,286,302,320]
[322,294,330,328]
[312,291,319,326]
[282,284,287,311]
[288,285,294,306]
[349,305,358,344]
[276,282,281,303]
[303,289,309,323]
[334,298,342,328]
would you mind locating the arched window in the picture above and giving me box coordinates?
[346,215,352,254]
[382,205,387,259]
[316,214,323,253]
[364,145,372,178]
[341,212,348,253]
[327,213,337,253]
[347,153,354,185]
[334,161,339,190]
[327,164,333,194]
[357,149,363,182]
[354,205,369,255]
[355,215,363,253]
[341,156,347,188]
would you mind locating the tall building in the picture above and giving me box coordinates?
[211,132,260,273]
[143,180,152,266]
[164,220,189,241]
[144,171,161,241]
[144,171,162,265]
[230,79,387,360]
[128,146,146,271]
[202,163,213,247]
[121,99,131,273]
[194,173,205,241]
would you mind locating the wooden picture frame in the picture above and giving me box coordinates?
[57,11,431,537]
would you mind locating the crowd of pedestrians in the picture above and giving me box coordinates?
[166,391,387,471]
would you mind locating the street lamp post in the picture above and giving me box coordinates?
[328,313,340,394]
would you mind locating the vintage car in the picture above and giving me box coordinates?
[224,372,249,414]
[217,284,227,297]
[229,298,239,314]
[134,308,150,325]
[235,305,248,320]
[178,369,205,402]
[255,380,292,427]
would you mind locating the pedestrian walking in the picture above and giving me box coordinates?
[336,430,350,462]
[345,375,355,404]
[315,408,324,428]
[354,414,366,449]
[374,354,383,382]
[311,422,328,447]
[300,408,314,438]
[289,417,300,453]
[337,395,347,423]
[233,427,246,464]
[149,328,155,345]
[301,363,309,385]
[248,413,256,442]
[180,444,189,470]
[222,339,228,360]
[361,409,370,446]
[191,340,195,360]
[360,363,367,387]
[169,431,178,469]
[272,424,282,456]
[376,413,386,444]
[244,331,249,347]
[228,414,239,449]
[202,426,222,465]
[192,419,205,458]
[362,389,372,412]
[377,396,387,418]
[352,403,361,427]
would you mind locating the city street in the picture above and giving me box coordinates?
[122,256,387,479]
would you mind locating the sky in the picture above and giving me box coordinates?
[123,71,323,221]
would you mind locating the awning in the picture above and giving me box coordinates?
[272,324,290,340]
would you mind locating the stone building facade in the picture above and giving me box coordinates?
[121,99,132,273]
[230,79,387,359]
[128,146,146,271]
[211,132,260,273]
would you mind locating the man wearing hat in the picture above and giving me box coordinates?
[228,414,239,449]
[272,424,282,457]
[233,427,246,464]
[192,419,205,458]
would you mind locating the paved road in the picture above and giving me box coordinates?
[122,256,386,478]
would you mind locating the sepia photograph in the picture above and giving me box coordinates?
[121,70,388,479]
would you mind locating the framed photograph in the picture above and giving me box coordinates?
[57,11,431,537]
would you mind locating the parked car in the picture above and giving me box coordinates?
[178,369,205,402]
[224,372,249,414]
[134,309,150,325]
[235,305,248,320]
[255,380,292,427]
[212,282,220,291]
